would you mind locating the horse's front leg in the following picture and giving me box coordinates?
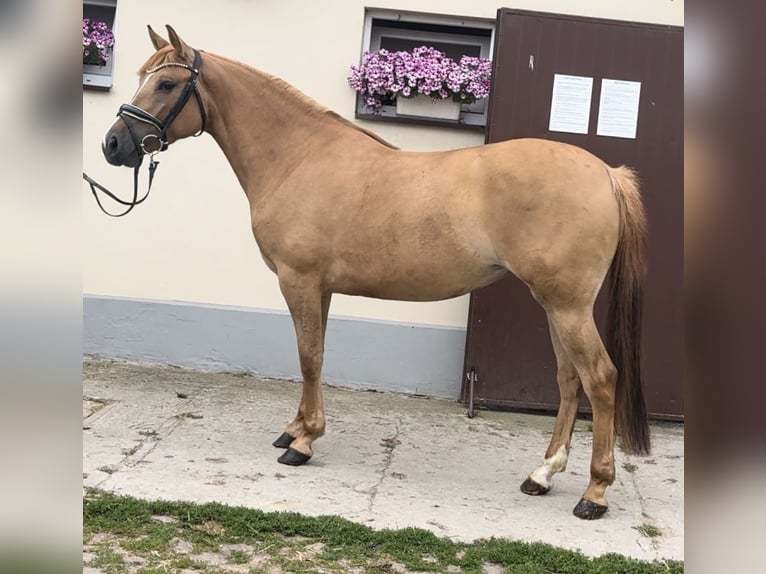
[273,291,332,451]
[273,274,329,466]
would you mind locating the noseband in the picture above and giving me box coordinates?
[82,49,207,217]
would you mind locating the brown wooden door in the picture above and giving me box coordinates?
[462,9,683,420]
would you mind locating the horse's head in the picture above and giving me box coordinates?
[103,26,207,167]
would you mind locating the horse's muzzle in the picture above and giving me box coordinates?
[103,131,141,168]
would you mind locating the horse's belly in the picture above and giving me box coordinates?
[328,252,507,301]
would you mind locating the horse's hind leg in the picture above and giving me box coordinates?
[546,307,618,520]
[273,292,332,451]
[273,275,330,466]
[521,319,582,496]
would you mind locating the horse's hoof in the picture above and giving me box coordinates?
[520,477,551,496]
[273,432,295,449]
[573,498,608,520]
[277,447,312,466]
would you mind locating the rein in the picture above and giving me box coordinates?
[82,50,206,217]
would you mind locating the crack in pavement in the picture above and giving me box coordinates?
[89,404,193,490]
[125,416,186,466]
[367,419,402,514]
[83,396,117,429]
[625,460,662,559]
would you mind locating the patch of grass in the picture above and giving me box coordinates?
[164,555,198,569]
[84,489,683,574]
[89,545,126,573]
[227,549,250,564]
[634,523,663,538]
[120,523,177,554]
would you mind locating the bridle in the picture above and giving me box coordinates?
[82,49,207,217]
[119,49,207,155]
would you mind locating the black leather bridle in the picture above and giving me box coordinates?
[82,50,207,217]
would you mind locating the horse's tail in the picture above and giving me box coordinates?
[606,165,650,455]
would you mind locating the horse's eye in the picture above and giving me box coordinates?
[157,80,176,92]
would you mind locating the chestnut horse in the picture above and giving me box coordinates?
[100,26,650,520]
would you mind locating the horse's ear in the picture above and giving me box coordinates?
[147,25,169,51]
[165,25,194,63]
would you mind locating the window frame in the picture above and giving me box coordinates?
[355,9,495,130]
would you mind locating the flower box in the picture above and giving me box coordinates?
[348,46,491,121]
[396,95,461,121]
[83,63,110,76]
[83,60,114,90]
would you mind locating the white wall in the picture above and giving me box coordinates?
[83,0,682,328]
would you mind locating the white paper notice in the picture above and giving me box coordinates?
[549,74,593,135]
[597,79,641,139]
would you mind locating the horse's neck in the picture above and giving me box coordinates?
[203,54,337,200]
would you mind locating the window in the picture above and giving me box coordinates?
[355,9,495,129]
[83,0,117,90]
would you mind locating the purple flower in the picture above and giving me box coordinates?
[83,18,115,65]
[348,46,492,111]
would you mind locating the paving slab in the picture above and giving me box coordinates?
[82,358,684,562]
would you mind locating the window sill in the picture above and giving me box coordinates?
[355,111,486,133]
[83,64,113,91]
[354,94,487,132]
[83,74,113,91]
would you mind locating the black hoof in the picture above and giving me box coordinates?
[273,432,295,449]
[277,447,312,466]
[520,477,551,496]
[573,498,608,520]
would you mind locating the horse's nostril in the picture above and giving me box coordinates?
[107,134,119,153]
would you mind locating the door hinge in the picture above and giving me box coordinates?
[466,368,478,419]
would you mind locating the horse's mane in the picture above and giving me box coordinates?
[323,111,399,149]
[214,53,398,150]
[141,49,398,150]
[263,76,399,147]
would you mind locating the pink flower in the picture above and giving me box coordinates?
[348,46,492,111]
[82,18,115,64]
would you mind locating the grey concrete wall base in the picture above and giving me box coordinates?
[83,296,467,399]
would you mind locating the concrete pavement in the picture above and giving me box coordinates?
[82,358,683,562]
